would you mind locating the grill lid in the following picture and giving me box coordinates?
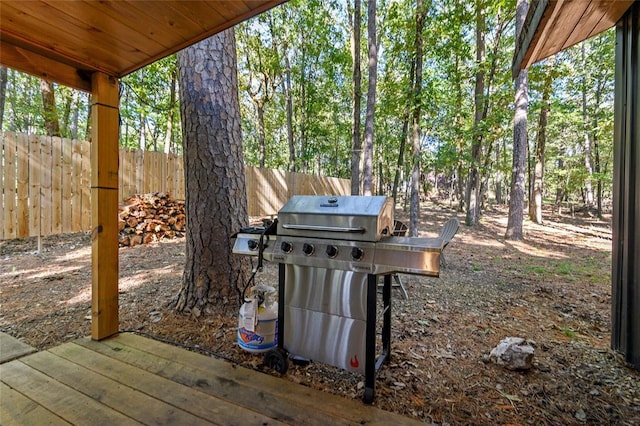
[277,195,394,242]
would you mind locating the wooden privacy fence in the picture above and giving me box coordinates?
[1,132,350,240]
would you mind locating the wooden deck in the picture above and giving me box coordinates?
[0,332,36,363]
[0,333,420,425]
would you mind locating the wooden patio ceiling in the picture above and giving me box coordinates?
[512,0,635,77]
[0,0,286,92]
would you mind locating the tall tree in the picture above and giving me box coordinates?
[284,51,296,172]
[350,0,362,195]
[409,0,426,236]
[530,57,555,224]
[171,29,250,317]
[40,79,60,136]
[464,0,486,226]
[0,66,8,129]
[581,41,595,208]
[237,17,282,168]
[362,0,378,195]
[505,0,528,240]
[164,68,177,154]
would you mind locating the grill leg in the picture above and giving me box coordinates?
[277,263,285,350]
[382,274,392,361]
[364,274,377,404]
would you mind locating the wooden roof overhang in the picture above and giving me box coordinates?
[512,0,635,78]
[0,0,286,92]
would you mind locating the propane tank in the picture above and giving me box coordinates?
[237,285,278,353]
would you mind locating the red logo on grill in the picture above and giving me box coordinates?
[350,355,359,368]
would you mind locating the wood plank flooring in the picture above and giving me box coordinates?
[0,333,420,425]
[0,332,36,363]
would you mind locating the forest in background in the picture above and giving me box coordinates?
[0,0,615,219]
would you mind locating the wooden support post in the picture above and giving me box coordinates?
[90,72,120,340]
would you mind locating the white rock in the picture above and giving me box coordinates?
[489,337,535,370]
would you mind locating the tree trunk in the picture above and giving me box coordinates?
[362,0,377,196]
[410,0,425,237]
[0,66,7,129]
[505,0,529,240]
[139,110,146,150]
[59,90,73,138]
[581,42,595,208]
[495,139,502,204]
[40,79,60,137]
[256,101,266,168]
[531,57,554,224]
[164,68,177,154]
[593,87,603,218]
[454,47,465,211]
[392,113,409,203]
[465,0,485,226]
[85,98,92,141]
[71,94,80,140]
[285,53,296,172]
[172,29,250,317]
[350,0,362,195]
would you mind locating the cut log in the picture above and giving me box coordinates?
[117,192,186,247]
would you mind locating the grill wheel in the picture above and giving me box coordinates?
[264,348,289,374]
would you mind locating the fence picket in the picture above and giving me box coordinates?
[80,140,91,232]
[62,137,73,233]
[40,136,53,236]
[28,134,41,237]
[1,132,350,240]
[71,139,82,232]
[2,133,17,239]
[16,133,29,238]
[52,137,63,234]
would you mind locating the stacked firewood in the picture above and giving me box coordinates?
[118,192,186,247]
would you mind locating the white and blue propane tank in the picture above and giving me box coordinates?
[237,285,278,353]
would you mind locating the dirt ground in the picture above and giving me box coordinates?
[1,202,639,425]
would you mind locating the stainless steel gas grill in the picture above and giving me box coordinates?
[232,195,443,403]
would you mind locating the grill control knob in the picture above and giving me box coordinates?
[280,241,293,253]
[326,245,338,258]
[351,247,364,261]
[302,243,315,256]
[247,239,259,251]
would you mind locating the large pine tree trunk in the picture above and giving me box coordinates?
[172,29,250,317]
[505,0,529,240]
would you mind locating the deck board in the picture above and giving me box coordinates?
[20,350,216,425]
[0,333,421,425]
[0,360,140,425]
[0,332,36,363]
[0,382,69,426]
[48,342,284,425]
